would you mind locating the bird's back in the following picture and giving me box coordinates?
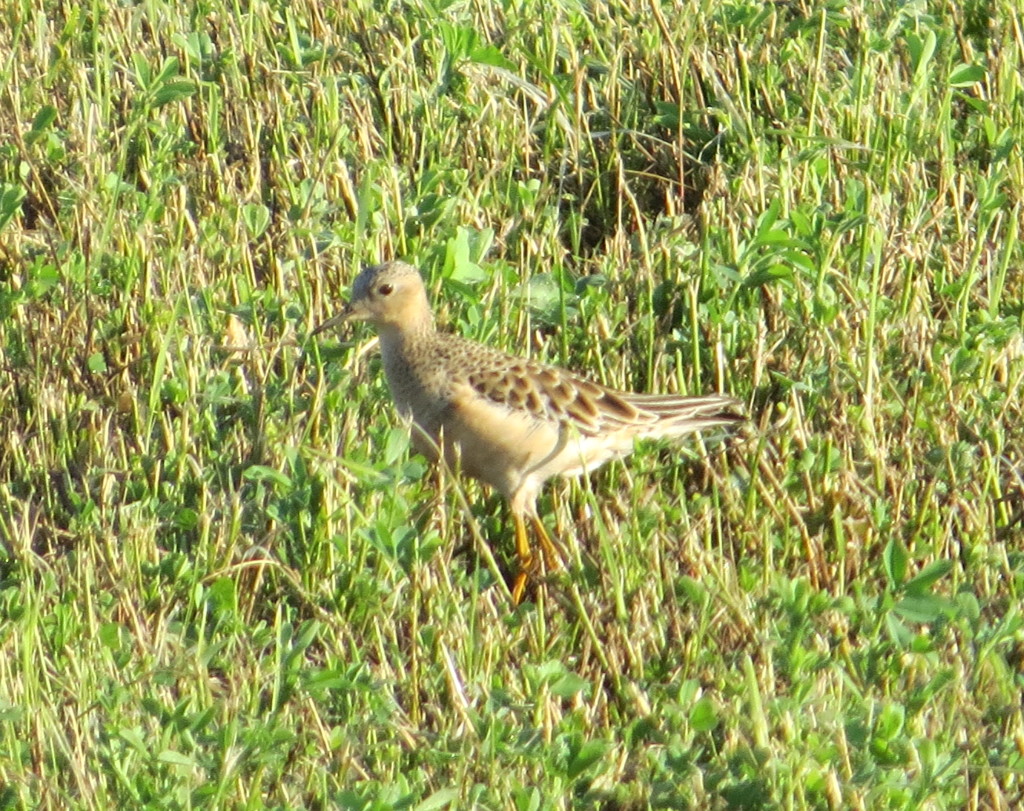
[377,327,740,501]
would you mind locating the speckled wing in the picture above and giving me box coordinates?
[459,337,743,438]
[464,356,663,437]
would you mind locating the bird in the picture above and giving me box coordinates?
[314,260,743,603]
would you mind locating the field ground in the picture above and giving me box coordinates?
[1,0,1022,808]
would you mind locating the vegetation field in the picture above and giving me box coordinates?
[1,0,1022,808]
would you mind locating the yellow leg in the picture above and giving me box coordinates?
[531,514,563,572]
[511,512,532,605]
[509,511,565,605]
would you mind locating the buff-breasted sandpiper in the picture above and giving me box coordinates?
[314,260,743,603]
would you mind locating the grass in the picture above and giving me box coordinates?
[1,0,1022,808]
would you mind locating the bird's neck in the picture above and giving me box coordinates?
[377,319,439,416]
[377,316,435,355]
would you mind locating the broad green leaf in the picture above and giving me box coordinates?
[242,203,271,238]
[242,465,292,488]
[883,539,907,586]
[905,559,953,596]
[894,594,954,623]
[949,63,985,88]
[566,739,608,779]
[87,352,107,373]
[153,79,197,107]
[414,788,459,811]
[26,105,58,144]
[689,697,719,732]
[0,183,26,231]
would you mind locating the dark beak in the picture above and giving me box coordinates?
[311,303,354,337]
[313,263,376,337]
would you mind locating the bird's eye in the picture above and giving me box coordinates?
[377,283,393,296]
